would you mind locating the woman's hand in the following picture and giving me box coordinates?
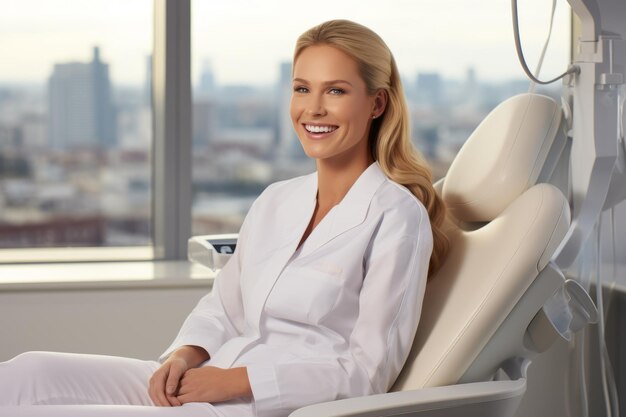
[149,345,210,407]
[149,357,187,406]
[177,366,252,404]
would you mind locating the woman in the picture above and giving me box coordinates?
[0,19,448,417]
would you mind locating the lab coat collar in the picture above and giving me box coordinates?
[297,161,387,257]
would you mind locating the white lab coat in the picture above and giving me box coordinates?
[161,161,433,417]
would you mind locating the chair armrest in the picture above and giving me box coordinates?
[288,378,526,417]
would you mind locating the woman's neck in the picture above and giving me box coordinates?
[316,155,373,209]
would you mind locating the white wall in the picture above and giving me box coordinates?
[0,286,208,361]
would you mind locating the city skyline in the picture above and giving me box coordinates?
[0,0,572,86]
[0,31,563,248]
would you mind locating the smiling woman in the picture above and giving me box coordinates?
[189,0,570,241]
[292,20,449,276]
[0,19,441,417]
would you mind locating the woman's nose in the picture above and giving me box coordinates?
[306,95,327,117]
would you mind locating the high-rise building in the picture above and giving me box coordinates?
[48,46,116,149]
[416,72,443,106]
[198,60,216,97]
[193,99,217,147]
[464,67,478,104]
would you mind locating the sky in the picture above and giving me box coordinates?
[0,0,571,87]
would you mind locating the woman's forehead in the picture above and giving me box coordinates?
[293,45,363,85]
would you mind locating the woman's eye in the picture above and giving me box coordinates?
[329,88,345,95]
[294,86,308,93]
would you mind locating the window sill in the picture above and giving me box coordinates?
[0,246,155,263]
[0,260,216,292]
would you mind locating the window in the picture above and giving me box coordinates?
[0,0,571,265]
[0,0,154,261]
[190,0,570,236]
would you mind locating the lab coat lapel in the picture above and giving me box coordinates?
[298,162,387,258]
[248,173,318,329]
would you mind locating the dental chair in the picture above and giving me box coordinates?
[189,93,597,417]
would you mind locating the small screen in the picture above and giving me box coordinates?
[207,239,237,254]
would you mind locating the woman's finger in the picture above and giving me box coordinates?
[166,393,182,407]
[165,369,182,395]
[177,393,194,405]
[150,368,172,407]
[164,359,191,406]
[177,378,189,396]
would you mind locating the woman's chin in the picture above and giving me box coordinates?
[298,145,331,160]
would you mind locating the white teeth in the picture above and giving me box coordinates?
[305,124,337,133]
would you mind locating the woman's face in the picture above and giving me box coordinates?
[290,45,385,166]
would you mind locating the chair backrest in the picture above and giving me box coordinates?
[392,93,570,390]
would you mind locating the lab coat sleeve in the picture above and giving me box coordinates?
[246,212,433,417]
[159,201,256,362]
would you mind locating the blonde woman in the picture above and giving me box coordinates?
[0,19,448,417]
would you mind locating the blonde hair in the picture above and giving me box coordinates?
[294,19,449,278]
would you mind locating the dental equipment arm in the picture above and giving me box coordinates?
[553,0,626,270]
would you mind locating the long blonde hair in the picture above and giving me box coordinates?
[294,19,449,278]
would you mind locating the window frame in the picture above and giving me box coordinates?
[152,0,192,261]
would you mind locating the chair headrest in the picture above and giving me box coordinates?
[442,93,562,222]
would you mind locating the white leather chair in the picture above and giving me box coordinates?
[190,93,597,417]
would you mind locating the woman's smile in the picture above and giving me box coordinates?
[302,123,339,139]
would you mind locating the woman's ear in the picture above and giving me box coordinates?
[372,89,388,118]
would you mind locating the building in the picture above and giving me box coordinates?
[193,99,217,147]
[48,47,116,149]
[197,60,216,97]
[416,72,443,106]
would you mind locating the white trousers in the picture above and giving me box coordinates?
[0,352,254,417]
